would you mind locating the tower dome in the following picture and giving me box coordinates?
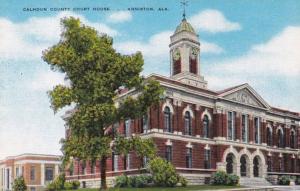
[174,18,196,34]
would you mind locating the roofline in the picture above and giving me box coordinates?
[0,153,61,163]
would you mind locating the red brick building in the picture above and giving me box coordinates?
[65,18,300,187]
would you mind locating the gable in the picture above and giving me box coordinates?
[224,88,264,107]
[219,85,270,109]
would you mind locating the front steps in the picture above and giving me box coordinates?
[240,177,272,187]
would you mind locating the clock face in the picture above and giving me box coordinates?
[191,48,198,58]
[173,49,180,61]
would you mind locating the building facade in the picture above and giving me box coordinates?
[0,154,61,191]
[65,17,300,187]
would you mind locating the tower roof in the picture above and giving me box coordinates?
[174,18,196,34]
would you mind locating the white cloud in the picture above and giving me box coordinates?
[189,9,241,33]
[108,11,132,23]
[208,26,300,77]
[204,26,300,111]
[115,30,223,57]
[30,70,67,91]
[0,12,118,61]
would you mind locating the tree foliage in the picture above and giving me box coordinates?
[12,176,27,191]
[43,17,163,190]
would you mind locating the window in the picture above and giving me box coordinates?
[112,152,118,171]
[227,111,235,140]
[241,115,248,142]
[45,167,54,181]
[16,167,19,177]
[267,127,272,146]
[291,158,295,173]
[278,129,284,148]
[254,117,260,144]
[30,188,36,191]
[126,154,131,170]
[164,107,172,132]
[204,149,211,169]
[90,162,95,174]
[142,115,148,133]
[279,158,284,172]
[124,119,131,137]
[165,146,172,162]
[142,156,149,168]
[290,130,296,149]
[186,148,192,168]
[267,156,272,172]
[203,115,209,138]
[81,162,86,175]
[30,166,35,181]
[69,162,74,176]
[184,111,192,135]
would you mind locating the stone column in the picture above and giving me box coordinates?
[249,163,254,178]
[55,165,59,177]
[236,163,241,177]
[41,163,45,186]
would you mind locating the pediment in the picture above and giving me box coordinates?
[219,84,270,109]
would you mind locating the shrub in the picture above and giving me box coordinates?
[131,175,149,188]
[115,175,128,188]
[71,180,80,189]
[211,171,228,185]
[227,174,239,186]
[12,176,27,191]
[46,173,65,191]
[179,176,188,187]
[296,177,300,185]
[148,157,181,187]
[278,175,290,185]
[64,182,73,190]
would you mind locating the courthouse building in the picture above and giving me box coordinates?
[65,17,300,187]
[0,154,61,191]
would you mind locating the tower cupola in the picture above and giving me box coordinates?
[169,17,207,88]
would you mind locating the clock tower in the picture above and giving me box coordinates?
[169,17,207,88]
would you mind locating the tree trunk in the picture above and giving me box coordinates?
[100,157,107,190]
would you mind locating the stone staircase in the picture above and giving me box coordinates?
[240,177,273,187]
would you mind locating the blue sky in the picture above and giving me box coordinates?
[0,0,300,159]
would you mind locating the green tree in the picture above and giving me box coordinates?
[12,176,27,191]
[42,17,163,190]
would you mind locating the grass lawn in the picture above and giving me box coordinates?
[70,185,242,191]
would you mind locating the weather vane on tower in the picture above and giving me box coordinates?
[181,0,188,19]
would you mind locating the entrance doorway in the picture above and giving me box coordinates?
[226,153,236,174]
[253,156,260,177]
[240,155,248,177]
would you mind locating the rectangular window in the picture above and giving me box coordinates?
[267,156,272,172]
[142,115,148,133]
[81,162,86,175]
[242,114,248,142]
[30,166,35,181]
[112,153,118,171]
[125,119,131,137]
[227,111,235,140]
[186,148,192,168]
[254,117,260,144]
[90,162,95,174]
[204,150,211,169]
[45,167,54,181]
[126,154,130,170]
[165,146,172,162]
[16,167,19,177]
[143,156,149,168]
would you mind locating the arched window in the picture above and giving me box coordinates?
[184,111,192,135]
[164,107,172,133]
[278,129,284,148]
[290,130,296,149]
[203,115,209,138]
[266,127,272,146]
